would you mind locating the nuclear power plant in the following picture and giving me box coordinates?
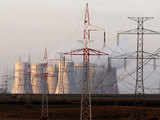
[11,59,119,94]
[47,64,58,94]
[12,62,32,94]
[31,63,48,94]
[2,0,160,119]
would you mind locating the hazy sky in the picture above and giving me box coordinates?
[1,0,160,93]
[1,0,160,66]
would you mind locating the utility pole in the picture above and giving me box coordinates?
[64,2,107,120]
[117,17,160,95]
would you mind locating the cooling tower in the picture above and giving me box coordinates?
[12,62,32,94]
[24,63,32,93]
[47,64,58,94]
[65,62,76,93]
[31,64,40,94]
[102,67,118,94]
[95,66,119,94]
[55,58,65,94]
[55,61,75,94]
[73,63,96,94]
[31,63,48,94]
[54,57,118,94]
[89,64,97,94]
[74,64,83,93]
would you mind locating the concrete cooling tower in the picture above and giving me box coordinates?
[24,63,32,93]
[74,63,119,94]
[105,67,119,94]
[55,61,118,94]
[74,64,83,93]
[12,62,32,94]
[31,63,48,94]
[47,64,58,94]
[94,66,119,94]
[55,60,75,94]
[74,63,97,94]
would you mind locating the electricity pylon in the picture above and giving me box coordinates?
[40,48,49,120]
[117,17,160,95]
[64,2,107,120]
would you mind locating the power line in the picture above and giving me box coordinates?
[117,17,160,95]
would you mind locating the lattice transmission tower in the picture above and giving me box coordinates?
[117,17,160,95]
[40,48,49,120]
[64,2,107,120]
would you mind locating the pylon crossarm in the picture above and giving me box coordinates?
[87,24,105,31]
[64,48,108,56]
[64,48,84,55]
[88,48,108,55]
[118,28,138,35]
[111,51,160,59]
[117,28,160,39]
[143,28,160,34]
[128,17,154,22]
[143,51,160,58]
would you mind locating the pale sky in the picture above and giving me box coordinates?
[0,0,160,64]
[1,0,160,93]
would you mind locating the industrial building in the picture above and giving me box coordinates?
[95,67,118,94]
[74,63,98,94]
[12,62,32,94]
[11,60,119,94]
[47,64,58,94]
[55,59,75,94]
[31,63,48,94]
[54,60,119,94]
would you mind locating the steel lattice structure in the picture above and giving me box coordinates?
[117,17,160,95]
[40,48,49,120]
[64,2,108,120]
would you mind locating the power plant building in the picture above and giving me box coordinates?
[31,63,48,94]
[12,60,118,94]
[94,66,119,94]
[47,64,58,94]
[74,63,97,94]
[73,63,119,94]
[55,60,75,94]
[12,62,32,94]
[74,64,83,93]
